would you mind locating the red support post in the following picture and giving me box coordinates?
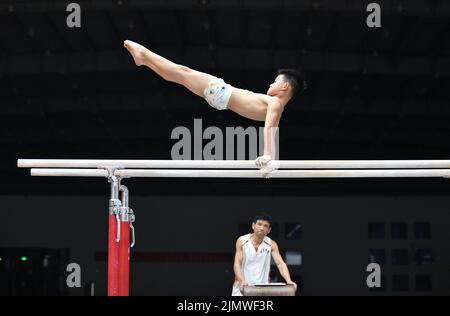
[108,214,120,296]
[118,221,130,296]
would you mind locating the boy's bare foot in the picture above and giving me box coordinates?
[123,40,146,66]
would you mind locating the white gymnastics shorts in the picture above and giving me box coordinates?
[203,78,233,110]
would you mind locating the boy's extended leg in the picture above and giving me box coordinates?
[124,40,215,98]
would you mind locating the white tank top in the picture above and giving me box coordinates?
[240,233,272,285]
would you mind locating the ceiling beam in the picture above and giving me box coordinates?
[2,47,449,77]
[1,0,450,17]
[1,94,449,117]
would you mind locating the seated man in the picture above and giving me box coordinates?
[123,40,306,168]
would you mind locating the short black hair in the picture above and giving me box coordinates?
[277,68,307,96]
[252,214,272,227]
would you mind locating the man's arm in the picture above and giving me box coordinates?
[271,240,297,290]
[233,237,247,292]
[255,99,283,168]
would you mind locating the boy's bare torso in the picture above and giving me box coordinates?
[227,88,277,122]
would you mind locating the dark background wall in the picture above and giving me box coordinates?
[1,0,450,295]
[1,194,449,295]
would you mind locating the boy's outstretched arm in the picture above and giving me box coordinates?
[255,99,283,168]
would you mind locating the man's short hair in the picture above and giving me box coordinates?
[277,68,307,96]
[253,214,273,227]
